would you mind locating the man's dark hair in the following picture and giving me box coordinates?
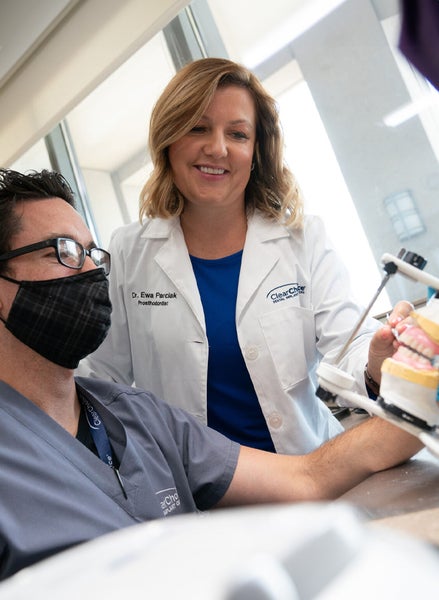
[0,169,76,270]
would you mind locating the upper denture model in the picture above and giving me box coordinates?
[380,297,439,428]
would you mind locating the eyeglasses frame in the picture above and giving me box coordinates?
[0,237,111,276]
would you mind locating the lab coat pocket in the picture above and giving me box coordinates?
[259,305,315,390]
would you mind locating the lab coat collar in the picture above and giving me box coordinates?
[139,212,293,325]
[148,217,206,330]
[139,216,180,239]
[138,211,290,242]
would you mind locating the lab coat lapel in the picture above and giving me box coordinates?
[236,213,290,319]
[152,218,206,330]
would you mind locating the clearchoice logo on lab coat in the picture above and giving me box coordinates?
[266,283,305,304]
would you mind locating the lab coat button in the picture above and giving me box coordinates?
[268,412,283,429]
[244,345,259,360]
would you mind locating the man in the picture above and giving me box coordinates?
[0,168,421,581]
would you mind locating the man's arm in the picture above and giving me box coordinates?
[218,417,423,506]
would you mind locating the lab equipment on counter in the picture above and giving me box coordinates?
[317,250,439,458]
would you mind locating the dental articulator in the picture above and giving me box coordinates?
[317,249,439,458]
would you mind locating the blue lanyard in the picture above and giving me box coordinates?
[80,394,114,466]
[79,393,128,499]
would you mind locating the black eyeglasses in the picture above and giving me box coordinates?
[0,237,111,276]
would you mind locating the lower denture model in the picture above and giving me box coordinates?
[379,296,439,429]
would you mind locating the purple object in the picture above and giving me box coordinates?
[399,0,439,89]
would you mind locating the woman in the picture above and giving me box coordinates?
[80,58,403,454]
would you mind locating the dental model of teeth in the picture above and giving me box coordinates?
[379,296,439,429]
[316,253,439,456]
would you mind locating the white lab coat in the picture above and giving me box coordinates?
[79,211,379,454]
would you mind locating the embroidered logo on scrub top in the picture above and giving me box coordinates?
[266,283,306,304]
[156,487,181,516]
[131,290,177,307]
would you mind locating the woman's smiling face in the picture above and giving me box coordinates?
[168,85,256,212]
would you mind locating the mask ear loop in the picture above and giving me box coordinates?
[0,273,19,325]
[0,272,20,285]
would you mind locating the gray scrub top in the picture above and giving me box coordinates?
[0,377,240,580]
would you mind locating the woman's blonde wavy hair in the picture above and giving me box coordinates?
[139,57,303,228]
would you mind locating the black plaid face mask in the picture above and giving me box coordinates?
[0,269,112,368]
